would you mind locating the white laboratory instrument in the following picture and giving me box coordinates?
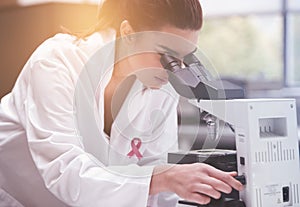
[190,98,300,207]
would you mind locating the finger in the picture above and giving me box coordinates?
[186,193,211,205]
[192,183,222,199]
[208,169,244,191]
[202,176,232,194]
[228,171,237,177]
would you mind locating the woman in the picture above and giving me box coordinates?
[0,0,243,206]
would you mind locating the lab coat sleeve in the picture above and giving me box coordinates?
[24,59,153,207]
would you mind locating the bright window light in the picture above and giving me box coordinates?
[199,15,283,82]
[287,14,300,86]
[288,0,300,11]
[200,0,282,17]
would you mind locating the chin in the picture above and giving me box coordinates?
[147,84,163,90]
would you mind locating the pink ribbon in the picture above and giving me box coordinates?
[127,138,143,160]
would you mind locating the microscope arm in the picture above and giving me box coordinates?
[189,99,237,126]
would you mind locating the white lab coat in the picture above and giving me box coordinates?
[0,29,179,207]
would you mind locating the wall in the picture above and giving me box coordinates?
[0,3,98,98]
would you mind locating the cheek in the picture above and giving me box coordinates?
[134,68,169,88]
[129,53,169,88]
[131,53,163,70]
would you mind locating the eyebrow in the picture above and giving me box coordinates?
[157,45,197,57]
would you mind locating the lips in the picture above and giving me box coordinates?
[154,76,169,84]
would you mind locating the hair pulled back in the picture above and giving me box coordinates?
[96,0,203,35]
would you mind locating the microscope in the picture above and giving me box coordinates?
[161,53,300,207]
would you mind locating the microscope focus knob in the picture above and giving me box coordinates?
[234,175,246,185]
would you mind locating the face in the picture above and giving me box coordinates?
[123,26,200,89]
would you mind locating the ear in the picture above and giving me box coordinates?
[120,20,135,43]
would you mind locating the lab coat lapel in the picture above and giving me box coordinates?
[109,80,152,164]
[74,30,116,165]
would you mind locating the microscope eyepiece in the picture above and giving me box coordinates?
[160,54,182,72]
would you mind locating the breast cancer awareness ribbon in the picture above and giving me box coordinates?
[127,138,143,160]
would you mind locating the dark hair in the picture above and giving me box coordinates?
[80,0,202,38]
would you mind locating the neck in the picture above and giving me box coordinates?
[112,59,132,81]
[113,36,136,80]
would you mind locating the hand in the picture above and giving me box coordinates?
[150,163,244,205]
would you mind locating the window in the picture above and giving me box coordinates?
[286,0,300,86]
[199,15,282,82]
[199,0,300,88]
